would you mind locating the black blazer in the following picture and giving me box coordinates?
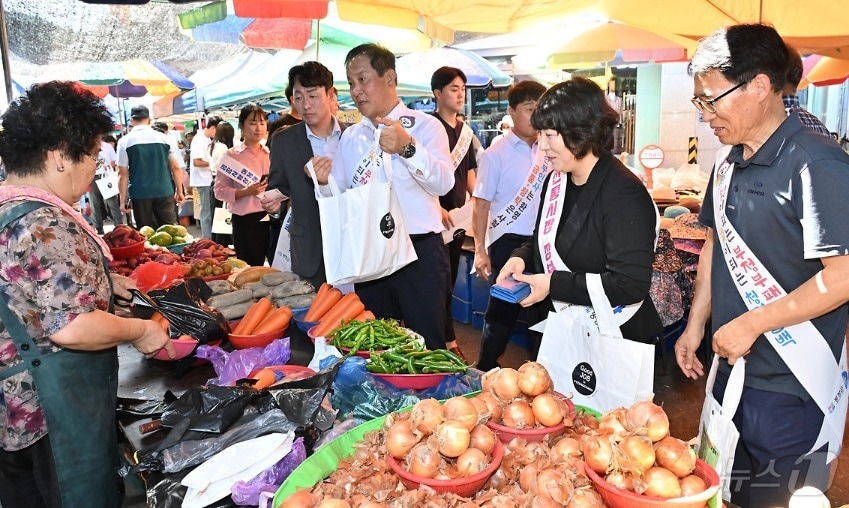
[513,152,662,341]
[267,121,348,284]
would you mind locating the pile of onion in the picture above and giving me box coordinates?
[384,397,497,481]
[474,363,574,431]
[593,401,705,499]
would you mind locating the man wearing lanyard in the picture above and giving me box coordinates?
[675,24,849,507]
[263,61,345,287]
[472,80,547,370]
[431,66,478,361]
[313,43,454,350]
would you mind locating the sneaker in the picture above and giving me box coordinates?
[448,346,468,365]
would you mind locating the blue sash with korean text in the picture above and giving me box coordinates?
[713,147,847,461]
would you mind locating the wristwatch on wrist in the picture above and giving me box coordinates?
[400,135,416,159]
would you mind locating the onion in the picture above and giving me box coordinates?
[566,488,605,508]
[627,400,670,442]
[456,447,488,477]
[279,490,316,508]
[679,474,707,496]
[317,501,351,508]
[406,442,440,478]
[530,496,560,508]
[470,395,490,420]
[575,411,600,432]
[432,420,471,457]
[384,420,421,459]
[550,437,581,465]
[531,392,566,427]
[519,463,540,493]
[580,433,614,474]
[443,396,479,431]
[517,362,553,396]
[501,399,535,429]
[599,408,631,441]
[489,367,522,401]
[605,470,647,494]
[654,436,696,478]
[469,424,497,455]
[642,466,682,498]
[409,398,444,436]
[536,468,573,504]
[477,391,504,422]
[481,367,500,393]
[618,434,656,473]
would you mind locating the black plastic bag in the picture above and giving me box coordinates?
[131,278,231,344]
[254,357,344,427]
[160,385,255,433]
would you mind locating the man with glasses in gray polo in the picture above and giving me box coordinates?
[675,23,849,508]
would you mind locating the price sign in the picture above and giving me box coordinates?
[638,144,665,170]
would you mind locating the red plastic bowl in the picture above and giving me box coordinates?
[585,458,720,508]
[372,372,450,390]
[307,325,380,359]
[151,336,198,361]
[386,438,503,496]
[229,325,288,350]
[110,239,145,259]
[486,392,576,443]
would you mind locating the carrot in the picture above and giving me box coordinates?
[253,305,293,335]
[305,284,343,322]
[151,311,169,331]
[313,292,365,337]
[353,309,375,322]
[233,297,273,335]
[250,368,277,390]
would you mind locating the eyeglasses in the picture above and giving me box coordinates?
[83,150,105,172]
[691,80,748,113]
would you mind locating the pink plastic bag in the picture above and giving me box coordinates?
[130,262,186,292]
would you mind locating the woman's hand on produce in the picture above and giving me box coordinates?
[495,257,525,284]
[133,320,175,359]
[512,271,550,307]
[109,273,137,301]
[674,326,705,380]
[474,250,492,279]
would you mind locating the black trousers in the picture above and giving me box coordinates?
[231,211,270,267]
[0,435,64,508]
[444,235,465,342]
[483,234,530,326]
[131,195,177,231]
[356,233,450,350]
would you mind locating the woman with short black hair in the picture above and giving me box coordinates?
[0,81,174,508]
[500,76,662,343]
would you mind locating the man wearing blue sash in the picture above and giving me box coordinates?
[675,23,849,507]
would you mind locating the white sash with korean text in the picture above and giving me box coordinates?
[350,127,384,187]
[487,146,551,248]
[537,170,643,331]
[451,122,474,170]
[217,153,261,186]
[713,149,847,461]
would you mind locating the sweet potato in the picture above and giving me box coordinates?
[207,289,253,309]
[217,301,254,321]
[270,281,314,299]
[260,271,297,287]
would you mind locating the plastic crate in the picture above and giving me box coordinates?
[451,295,472,324]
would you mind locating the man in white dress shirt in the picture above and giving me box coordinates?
[311,43,455,350]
